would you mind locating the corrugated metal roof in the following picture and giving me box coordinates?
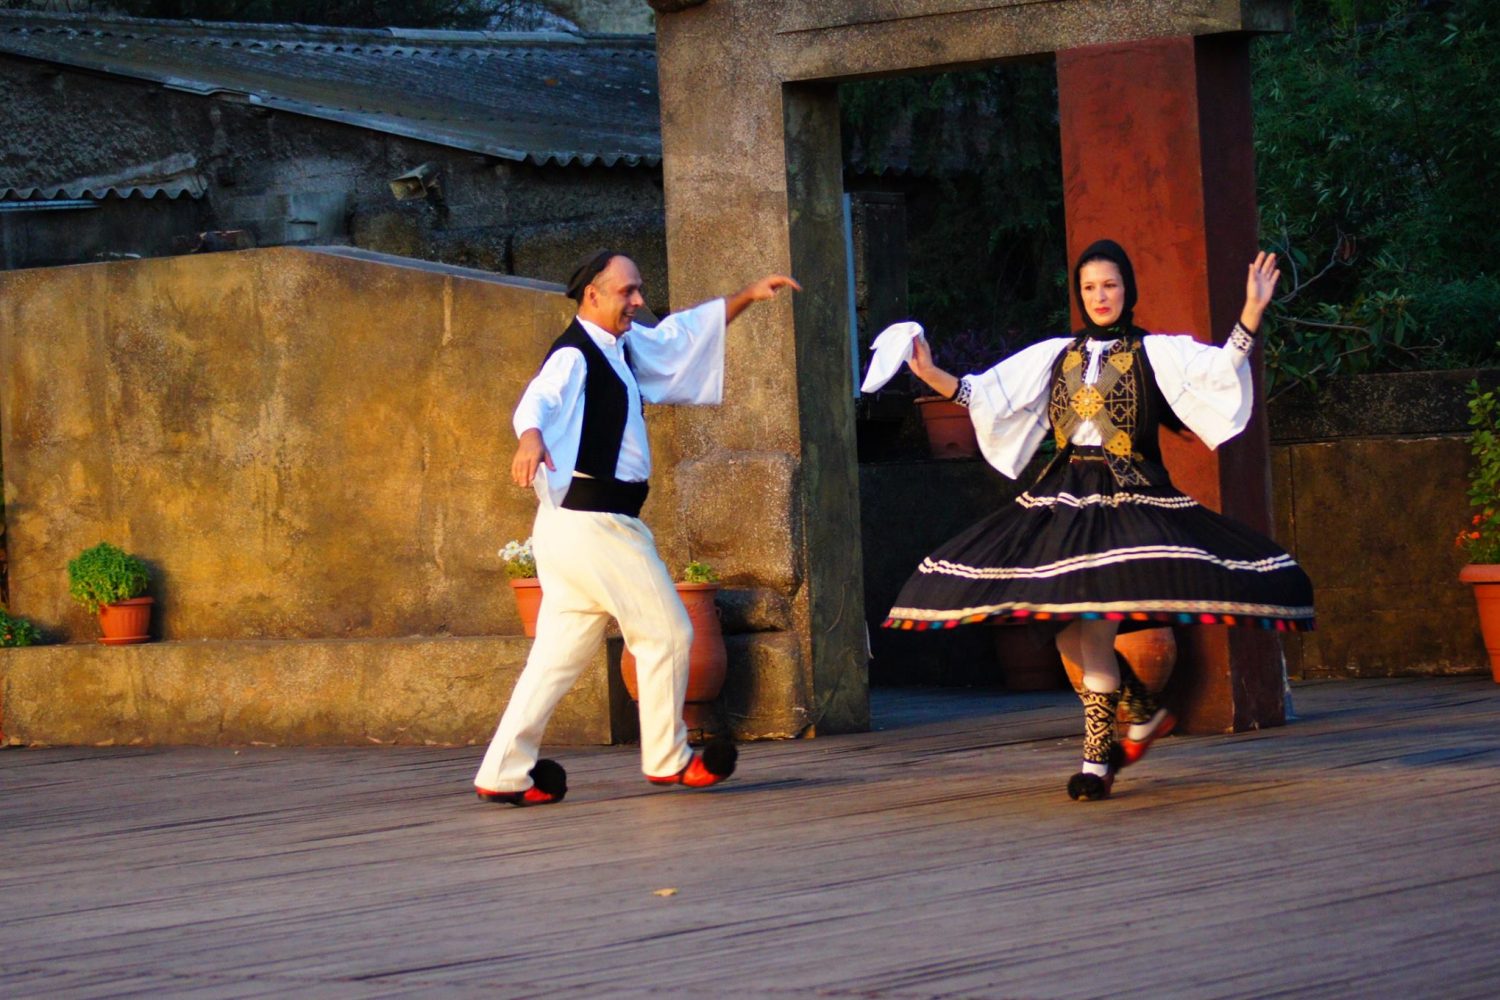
[0,11,662,171]
[1,153,207,201]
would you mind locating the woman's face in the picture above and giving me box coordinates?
[1078,259,1126,327]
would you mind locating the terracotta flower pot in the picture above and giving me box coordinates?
[621,582,728,731]
[915,396,980,460]
[508,577,543,638]
[97,596,153,645]
[1459,564,1500,683]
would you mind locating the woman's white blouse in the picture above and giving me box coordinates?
[964,333,1254,479]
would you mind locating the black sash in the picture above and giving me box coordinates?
[561,476,649,517]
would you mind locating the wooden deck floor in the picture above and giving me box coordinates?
[3,678,1499,999]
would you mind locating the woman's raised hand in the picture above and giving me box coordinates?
[1242,251,1281,330]
[908,334,960,399]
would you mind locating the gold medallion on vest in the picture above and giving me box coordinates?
[1048,338,1150,487]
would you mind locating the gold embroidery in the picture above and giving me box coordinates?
[1062,350,1084,372]
[1104,430,1134,457]
[1108,351,1133,375]
[1071,384,1105,420]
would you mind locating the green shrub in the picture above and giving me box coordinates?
[1457,381,1500,565]
[0,608,41,647]
[681,560,719,585]
[67,542,151,614]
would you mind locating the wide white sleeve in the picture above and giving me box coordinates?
[512,347,587,505]
[1142,334,1255,450]
[965,337,1072,479]
[625,297,727,405]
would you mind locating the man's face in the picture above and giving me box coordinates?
[582,256,645,336]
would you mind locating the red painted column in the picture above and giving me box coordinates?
[1057,34,1285,734]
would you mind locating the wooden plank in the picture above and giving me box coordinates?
[3,678,1499,998]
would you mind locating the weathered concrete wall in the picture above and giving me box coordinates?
[0,247,583,643]
[1268,370,1499,678]
[0,635,628,747]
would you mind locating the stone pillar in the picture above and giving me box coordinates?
[1057,34,1284,734]
[654,8,869,738]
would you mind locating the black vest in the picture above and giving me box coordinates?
[544,320,650,516]
[544,319,633,479]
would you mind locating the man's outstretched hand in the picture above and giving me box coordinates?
[726,273,802,322]
[511,427,554,488]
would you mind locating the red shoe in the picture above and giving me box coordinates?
[476,786,563,806]
[646,740,737,788]
[475,758,567,806]
[1119,709,1176,767]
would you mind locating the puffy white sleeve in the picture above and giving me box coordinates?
[625,297,727,405]
[963,337,1072,479]
[513,347,587,505]
[1142,334,1255,450]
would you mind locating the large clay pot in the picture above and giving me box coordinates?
[98,596,153,645]
[915,396,980,460]
[620,583,728,730]
[1459,564,1500,683]
[1059,626,1177,716]
[508,578,543,638]
[991,624,1068,691]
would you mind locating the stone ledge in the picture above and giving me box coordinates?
[1268,369,1500,443]
[0,635,628,748]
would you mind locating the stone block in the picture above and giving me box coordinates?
[676,451,801,592]
[0,635,622,747]
[721,631,809,741]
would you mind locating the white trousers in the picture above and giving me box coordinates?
[474,502,693,792]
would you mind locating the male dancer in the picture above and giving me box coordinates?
[474,250,799,805]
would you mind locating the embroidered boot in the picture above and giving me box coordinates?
[1067,689,1120,801]
[1117,656,1175,767]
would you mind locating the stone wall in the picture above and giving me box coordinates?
[0,247,634,745]
[0,247,583,642]
[1269,370,1499,678]
[0,57,670,312]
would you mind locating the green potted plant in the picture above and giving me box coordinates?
[1456,380,1500,682]
[500,536,542,638]
[67,541,153,645]
[620,560,729,734]
[0,607,42,647]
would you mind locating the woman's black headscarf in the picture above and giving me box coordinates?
[1072,238,1139,339]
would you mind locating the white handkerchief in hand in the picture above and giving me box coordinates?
[860,321,924,393]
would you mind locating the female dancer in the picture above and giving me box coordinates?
[874,240,1315,800]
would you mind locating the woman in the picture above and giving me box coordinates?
[873,239,1315,801]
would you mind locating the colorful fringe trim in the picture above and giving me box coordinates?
[881,608,1316,632]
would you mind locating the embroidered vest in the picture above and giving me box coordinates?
[544,320,637,480]
[1046,335,1175,486]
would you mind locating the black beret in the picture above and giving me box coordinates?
[565,248,624,302]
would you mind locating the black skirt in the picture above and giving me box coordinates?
[884,452,1315,634]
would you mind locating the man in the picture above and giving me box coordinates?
[474,250,800,805]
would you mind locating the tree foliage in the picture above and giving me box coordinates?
[841,0,1498,391]
[1254,0,1500,393]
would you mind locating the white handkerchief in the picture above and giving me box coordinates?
[860,321,924,393]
